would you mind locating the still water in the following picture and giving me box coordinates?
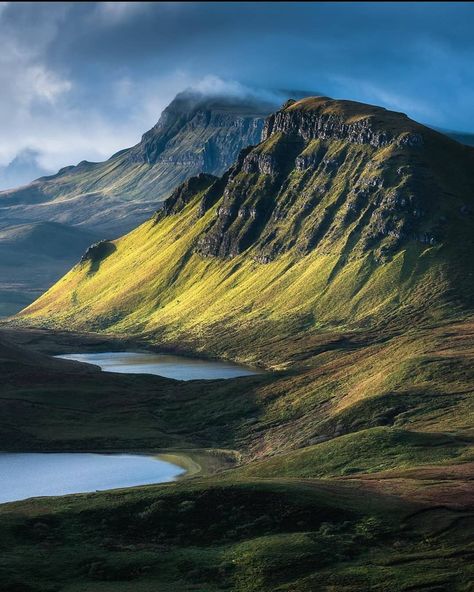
[0,452,185,504]
[56,351,261,380]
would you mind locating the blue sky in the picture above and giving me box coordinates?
[0,1,473,186]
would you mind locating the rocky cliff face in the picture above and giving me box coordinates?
[131,92,267,173]
[0,90,274,236]
[182,96,474,264]
[262,97,424,147]
[153,173,217,221]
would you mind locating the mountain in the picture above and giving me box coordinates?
[0,148,49,191]
[19,96,474,364]
[0,90,275,237]
[0,221,98,317]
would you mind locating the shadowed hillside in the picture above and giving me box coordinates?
[0,317,473,590]
[0,221,99,317]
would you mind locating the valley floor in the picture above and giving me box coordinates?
[0,320,473,591]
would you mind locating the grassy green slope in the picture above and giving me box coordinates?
[19,98,474,365]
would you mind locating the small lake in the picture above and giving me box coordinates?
[56,351,261,380]
[0,453,185,504]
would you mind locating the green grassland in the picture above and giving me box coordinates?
[1,475,473,592]
[1,317,473,590]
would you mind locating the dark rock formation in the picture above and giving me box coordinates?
[192,96,474,263]
[262,96,425,148]
[80,240,115,265]
[153,173,217,222]
[125,90,272,180]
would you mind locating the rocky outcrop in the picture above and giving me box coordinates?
[192,97,472,263]
[128,90,269,175]
[262,97,425,148]
[80,240,115,265]
[153,173,217,222]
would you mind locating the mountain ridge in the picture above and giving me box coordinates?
[0,89,275,236]
[18,96,474,364]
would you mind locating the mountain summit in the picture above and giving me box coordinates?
[20,97,474,363]
[0,90,275,236]
[194,96,473,262]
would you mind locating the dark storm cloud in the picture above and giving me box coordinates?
[0,1,473,187]
[46,3,474,88]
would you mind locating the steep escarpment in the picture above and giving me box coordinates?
[195,96,473,264]
[0,90,273,236]
[19,97,474,364]
[130,92,268,173]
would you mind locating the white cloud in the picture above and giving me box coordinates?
[192,74,283,104]
[0,4,143,173]
[25,65,72,104]
[95,2,150,24]
[0,63,281,180]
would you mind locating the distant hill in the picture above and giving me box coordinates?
[0,90,276,237]
[0,221,98,316]
[442,129,474,147]
[0,148,49,191]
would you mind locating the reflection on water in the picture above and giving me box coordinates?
[56,351,261,380]
[0,452,184,504]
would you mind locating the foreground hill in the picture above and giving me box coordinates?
[0,221,98,316]
[0,90,273,237]
[20,96,474,364]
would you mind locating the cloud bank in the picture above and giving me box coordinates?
[0,2,473,188]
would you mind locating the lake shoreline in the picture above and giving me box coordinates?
[55,350,262,380]
[0,448,238,505]
[0,447,239,475]
[0,324,272,370]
